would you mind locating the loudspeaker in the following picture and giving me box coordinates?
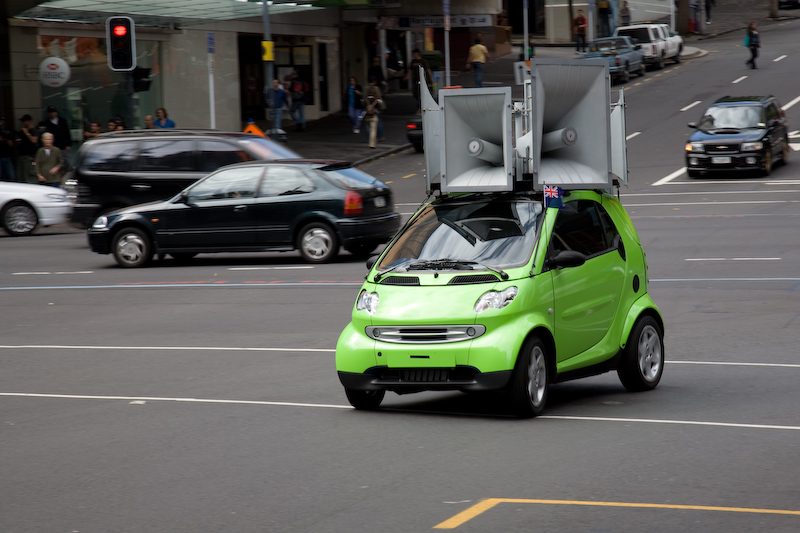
[520,59,614,190]
[610,89,628,185]
[419,70,442,192]
[437,87,514,193]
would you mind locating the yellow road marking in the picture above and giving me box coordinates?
[434,498,800,529]
[401,173,416,179]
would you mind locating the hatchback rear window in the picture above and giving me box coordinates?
[319,167,382,189]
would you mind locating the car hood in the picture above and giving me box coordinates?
[689,128,766,143]
[108,199,174,217]
[0,182,67,195]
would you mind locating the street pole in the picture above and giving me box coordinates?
[262,1,274,131]
[443,0,450,87]
[523,0,529,62]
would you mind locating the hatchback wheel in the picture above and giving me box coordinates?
[345,388,385,410]
[509,336,549,418]
[113,227,153,268]
[618,316,664,391]
[2,201,38,236]
[297,222,338,263]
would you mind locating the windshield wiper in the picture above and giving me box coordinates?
[373,259,413,282]
[407,259,509,280]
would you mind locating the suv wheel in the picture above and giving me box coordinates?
[297,222,338,263]
[618,316,664,391]
[2,201,38,236]
[113,227,153,268]
[509,336,549,418]
[762,147,773,176]
[781,138,789,166]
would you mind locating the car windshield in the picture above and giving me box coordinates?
[319,166,382,189]
[698,105,764,131]
[377,197,543,271]
[237,137,300,160]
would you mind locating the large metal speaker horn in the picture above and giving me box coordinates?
[524,59,613,190]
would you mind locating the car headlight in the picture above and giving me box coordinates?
[685,143,705,153]
[92,216,108,229]
[741,141,763,151]
[474,286,518,314]
[46,193,67,202]
[356,290,379,315]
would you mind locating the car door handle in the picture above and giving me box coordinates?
[234,205,247,212]
[131,184,151,190]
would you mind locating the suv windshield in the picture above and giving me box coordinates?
[377,197,543,271]
[237,137,300,160]
[699,105,764,131]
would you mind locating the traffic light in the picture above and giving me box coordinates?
[106,16,136,71]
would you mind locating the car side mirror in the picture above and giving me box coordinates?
[613,234,626,261]
[545,250,586,270]
[634,44,641,50]
[178,192,196,207]
[687,122,697,129]
[366,255,378,270]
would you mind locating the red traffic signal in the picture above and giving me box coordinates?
[105,16,136,71]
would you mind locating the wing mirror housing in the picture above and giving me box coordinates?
[546,250,587,270]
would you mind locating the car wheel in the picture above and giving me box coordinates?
[345,388,385,410]
[674,47,682,63]
[112,227,153,268]
[413,142,423,153]
[686,169,702,178]
[781,138,789,165]
[509,336,549,418]
[637,62,646,76]
[657,54,665,69]
[297,222,338,263]
[345,241,379,257]
[621,67,630,84]
[617,315,664,392]
[762,147,773,176]
[2,201,38,236]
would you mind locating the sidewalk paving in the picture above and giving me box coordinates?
[276,0,799,167]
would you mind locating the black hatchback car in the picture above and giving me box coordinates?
[88,160,401,267]
[685,95,789,177]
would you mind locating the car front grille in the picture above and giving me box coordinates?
[448,274,500,285]
[379,276,420,286]
[365,325,486,344]
[705,144,740,154]
[374,367,477,383]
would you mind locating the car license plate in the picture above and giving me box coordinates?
[374,196,387,208]
[712,157,731,164]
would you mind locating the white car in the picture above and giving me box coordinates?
[614,23,683,70]
[0,182,73,236]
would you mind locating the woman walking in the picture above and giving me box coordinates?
[745,21,760,69]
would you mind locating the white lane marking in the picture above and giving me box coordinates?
[659,179,800,186]
[791,143,800,152]
[625,189,800,197]
[670,360,800,368]
[625,200,793,207]
[783,95,800,111]
[789,130,800,138]
[731,76,748,84]
[12,271,94,276]
[680,101,702,112]
[0,344,334,353]
[228,266,314,271]
[651,277,800,281]
[4,393,800,431]
[774,55,787,62]
[685,257,781,261]
[626,132,641,141]
[652,167,687,186]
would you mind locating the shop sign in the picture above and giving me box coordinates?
[39,57,71,87]
[396,15,493,28]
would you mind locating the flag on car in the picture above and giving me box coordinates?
[543,185,564,209]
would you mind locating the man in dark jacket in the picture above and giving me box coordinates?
[41,106,72,152]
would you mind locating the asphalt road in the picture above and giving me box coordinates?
[3,21,800,533]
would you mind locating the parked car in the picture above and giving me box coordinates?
[779,0,800,8]
[64,129,301,228]
[1,182,73,236]
[88,160,401,267]
[336,189,664,417]
[613,23,682,69]
[685,95,789,177]
[406,116,423,152]
[579,36,644,83]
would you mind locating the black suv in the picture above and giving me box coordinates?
[685,95,789,177]
[64,130,300,226]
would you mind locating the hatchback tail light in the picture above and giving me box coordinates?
[344,190,363,215]
[406,122,419,130]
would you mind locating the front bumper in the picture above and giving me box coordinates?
[87,228,111,254]
[37,202,74,227]
[338,367,512,393]
[685,151,765,173]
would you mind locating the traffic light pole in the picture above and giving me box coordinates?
[262,2,274,131]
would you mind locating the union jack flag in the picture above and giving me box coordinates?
[543,185,561,199]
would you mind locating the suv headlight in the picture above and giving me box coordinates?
[741,141,763,151]
[475,286,518,314]
[92,216,108,229]
[356,290,379,315]
[685,142,705,153]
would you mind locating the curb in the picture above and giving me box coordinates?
[354,143,413,167]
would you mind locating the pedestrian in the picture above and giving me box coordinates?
[286,70,307,132]
[144,115,155,129]
[368,57,387,95]
[345,77,364,134]
[84,120,103,140]
[363,86,385,149]
[271,79,289,132]
[572,10,588,53]
[34,132,63,187]
[466,38,491,88]
[41,106,71,152]
[745,21,760,69]
[153,107,175,128]
[598,0,612,36]
[705,0,715,24]
[0,118,16,182]
[403,49,432,112]
[15,114,40,184]
[619,1,631,26]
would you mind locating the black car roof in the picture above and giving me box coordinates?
[713,95,774,105]
[93,129,270,141]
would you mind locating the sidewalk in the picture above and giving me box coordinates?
[277,0,799,167]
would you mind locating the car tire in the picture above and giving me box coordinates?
[638,62,646,76]
[413,142,423,153]
[345,388,385,410]
[509,336,549,418]
[762,147,773,176]
[297,222,338,263]
[674,47,682,63]
[686,169,702,178]
[657,54,665,69]
[112,227,153,268]
[617,315,664,392]
[345,241,379,257]
[781,138,789,166]
[2,201,38,236]
[621,67,630,84]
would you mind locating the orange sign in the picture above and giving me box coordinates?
[243,122,266,137]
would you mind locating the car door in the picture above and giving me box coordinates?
[160,165,264,249]
[546,199,626,361]
[250,165,319,246]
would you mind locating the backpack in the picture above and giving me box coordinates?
[365,96,379,117]
[291,79,308,100]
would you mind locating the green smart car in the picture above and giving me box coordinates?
[335,189,664,417]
